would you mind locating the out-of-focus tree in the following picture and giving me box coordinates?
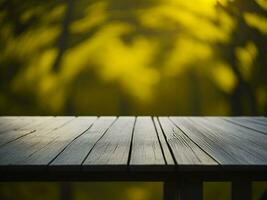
[0,0,266,116]
[217,0,267,115]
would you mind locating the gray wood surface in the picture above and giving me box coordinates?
[170,117,267,165]
[51,117,116,165]
[2,118,266,199]
[0,117,53,146]
[0,117,74,164]
[239,117,267,126]
[153,117,175,165]
[224,117,267,134]
[0,117,21,130]
[21,117,97,165]
[159,117,217,165]
[0,117,43,133]
[83,117,135,166]
[0,116,266,173]
[130,117,165,165]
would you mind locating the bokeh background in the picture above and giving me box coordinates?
[1,0,267,116]
[0,0,267,199]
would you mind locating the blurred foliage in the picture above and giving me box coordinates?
[0,0,267,200]
[204,182,231,200]
[0,182,162,200]
[0,181,267,200]
[0,0,266,116]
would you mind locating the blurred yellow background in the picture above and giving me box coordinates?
[0,0,266,116]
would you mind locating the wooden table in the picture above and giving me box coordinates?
[0,116,266,200]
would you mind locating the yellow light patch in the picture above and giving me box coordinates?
[211,63,237,93]
[165,36,212,76]
[70,2,107,34]
[139,3,233,43]
[235,42,257,81]
[244,12,267,35]
[256,0,267,11]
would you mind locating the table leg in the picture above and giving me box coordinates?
[232,179,251,200]
[164,179,203,200]
[60,182,73,200]
[164,181,179,200]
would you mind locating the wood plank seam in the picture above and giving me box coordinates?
[223,118,267,135]
[52,117,76,130]
[168,117,219,165]
[48,117,99,166]
[156,117,178,165]
[0,130,36,148]
[175,117,267,164]
[82,117,135,166]
[127,117,137,166]
[153,117,175,165]
[130,117,165,165]
[0,116,266,182]
[0,117,76,165]
[152,117,168,164]
[0,117,54,147]
[23,117,77,162]
[80,117,118,166]
[21,117,97,165]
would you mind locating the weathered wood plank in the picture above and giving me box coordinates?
[170,117,267,165]
[0,117,21,129]
[153,117,175,165]
[241,117,267,126]
[51,117,116,165]
[209,117,267,151]
[0,117,75,165]
[158,117,216,165]
[254,117,267,124]
[130,117,165,165]
[224,117,267,134]
[20,117,97,165]
[0,117,43,134]
[0,117,53,146]
[83,117,135,166]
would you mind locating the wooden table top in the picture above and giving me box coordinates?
[0,116,266,181]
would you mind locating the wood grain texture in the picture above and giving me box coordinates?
[51,117,116,165]
[0,117,266,182]
[210,117,267,152]
[0,117,53,146]
[170,117,267,165]
[159,117,216,165]
[240,117,267,126]
[83,117,135,166]
[0,117,21,129]
[153,117,175,165]
[130,117,165,165]
[0,116,266,172]
[0,117,45,133]
[0,117,75,165]
[20,117,97,165]
[224,117,267,134]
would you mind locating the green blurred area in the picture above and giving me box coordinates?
[0,0,267,199]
